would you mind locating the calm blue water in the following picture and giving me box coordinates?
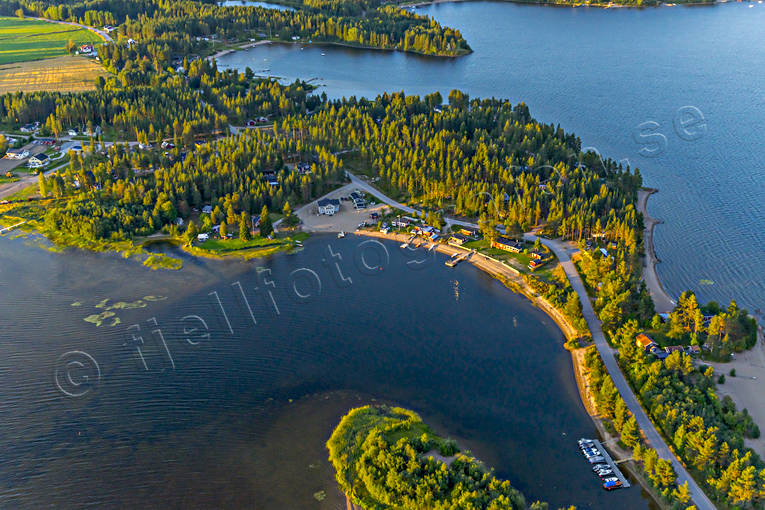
[0,233,654,508]
[218,0,295,10]
[219,1,765,317]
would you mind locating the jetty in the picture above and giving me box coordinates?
[445,249,473,267]
[0,220,27,235]
[582,438,631,489]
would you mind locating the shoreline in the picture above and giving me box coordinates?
[399,0,719,9]
[356,228,668,508]
[637,188,676,314]
[355,230,582,342]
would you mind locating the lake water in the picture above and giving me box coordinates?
[218,0,765,317]
[218,0,295,10]
[0,233,654,509]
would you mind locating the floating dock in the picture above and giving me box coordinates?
[587,439,631,489]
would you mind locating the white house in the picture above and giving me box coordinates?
[317,198,340,216]
[28,153,49,167]
[5,148,29,160]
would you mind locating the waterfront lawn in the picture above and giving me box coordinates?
[188,231,308,259]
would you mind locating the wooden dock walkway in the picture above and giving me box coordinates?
[445,249,473,267]
[0,220,27,235]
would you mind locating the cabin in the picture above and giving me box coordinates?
[5,148,29,160]
[492,237,522,253]
[530,250,545,260]
[317,198,340,216]
[458,226,480,239]
[79,44,94,54]
[28,153,49,167]
[685,345,701,356]
[448,233,469,247]
[528,259,546,271]
[664,345,685,354]
[297,162,312,175]
[636,333,657,352]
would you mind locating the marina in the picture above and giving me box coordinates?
[579,438,631,490]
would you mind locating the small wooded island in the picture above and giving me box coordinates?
[327,405,551,510]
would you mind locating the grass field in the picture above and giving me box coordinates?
[0,17,104,64]
[0,54,108,93]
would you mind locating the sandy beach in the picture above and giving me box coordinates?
[637,188,676,314]
[209,40,272,61]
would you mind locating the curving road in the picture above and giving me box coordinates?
[524,235,715,510]
[32,17,114,43]
[347,171,716,510]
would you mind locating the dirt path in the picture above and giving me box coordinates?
[637,188,676,314]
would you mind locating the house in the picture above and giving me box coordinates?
[20,123,38,133]
[28,153,49,167]
[245,119,257,127]
[458,226,480,238]
[528,259,546,271]
[448,233,469,246]
[67,129,78,136]
[492,237,522,253]
[297,162,312,175]
[202,205,213,214]
[530,250,546,260]
[664,345,685,354]
[650,345,668,360]
[5,148,29,160]
[317,198,340,216]
[79,44,94,54]
[636,333,657,352]
[685,345,701,356]
[174,217,184,226]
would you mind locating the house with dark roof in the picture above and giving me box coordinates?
[492,237,522,253]
[317,198,340,216]
[528,259,546,271]
[448,233,469,246]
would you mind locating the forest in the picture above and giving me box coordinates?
[0,0,470,57]
[326,405,543,510]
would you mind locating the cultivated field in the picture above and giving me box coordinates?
[0,55,108,94]
[0,17,104,64]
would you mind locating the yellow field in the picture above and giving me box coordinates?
[0,55,108,94]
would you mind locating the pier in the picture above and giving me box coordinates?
[584,439,631,489]
[445,249,473,267]
[0,221,27,235]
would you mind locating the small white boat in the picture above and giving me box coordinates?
[337,231,345,238]
[321,52,326,56]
